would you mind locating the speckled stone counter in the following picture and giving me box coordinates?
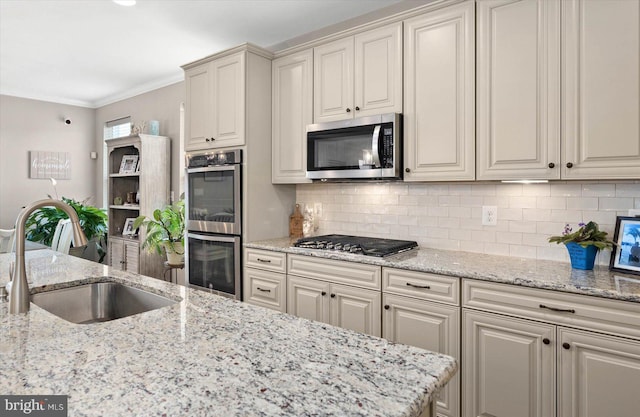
[245,237,640,304]
[0,250,456,417]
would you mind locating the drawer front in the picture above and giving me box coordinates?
[463,279,640,340]
[243,268,286,312]
[244,248,286,273]
[383,268,459,305]
[287,254,381,289]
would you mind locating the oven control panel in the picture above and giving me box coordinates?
[186,149,242,168]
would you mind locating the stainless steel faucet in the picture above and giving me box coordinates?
[9,199,88,314]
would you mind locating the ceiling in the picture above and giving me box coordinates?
[0,0,412,108]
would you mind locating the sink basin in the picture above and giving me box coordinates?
[31,281,178,324]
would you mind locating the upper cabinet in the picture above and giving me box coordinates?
[403,1,475,182]
[562,0,640,179]
[313,22,402,123]
[184,51,246,151]
[477,0,640,180]
[272,49,313,184]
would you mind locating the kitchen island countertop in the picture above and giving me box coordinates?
[246,237,640,304]
[0,249,456,417]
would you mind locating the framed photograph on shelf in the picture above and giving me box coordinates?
[119,155,139,174]
[122,217,138,236]
[609,216,640,275]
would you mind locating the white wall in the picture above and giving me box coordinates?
[94,82,184,208]
[296,181,640,265]
[0,95,96,228]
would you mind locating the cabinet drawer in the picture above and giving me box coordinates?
[244,248,286,273]
[287,254,381,289]
[383,268,459,305]
[243,268,286,312]
[463,279,640,340]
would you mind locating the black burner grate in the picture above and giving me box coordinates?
[293,234,417,257]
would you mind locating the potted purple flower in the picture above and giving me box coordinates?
[548,221,614,270]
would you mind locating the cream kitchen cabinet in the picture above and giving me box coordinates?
[477,0,640,180]
[184,50,246,151]
[272,49,313,184]
[313,22,402,123]
[403,1,475,182]
[383,268,460,417]
[243,248,286,312]
[462,279,640,417]
[287,275,381,337]
[108,237,140,274]
[286,254,382,336]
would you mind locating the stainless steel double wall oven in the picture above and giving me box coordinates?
[185,149,242,299]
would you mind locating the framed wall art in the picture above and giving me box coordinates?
[609,216,640,275]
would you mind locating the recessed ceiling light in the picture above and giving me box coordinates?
[113,0,136,6]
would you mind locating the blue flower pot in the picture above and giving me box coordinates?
[565,242,598,270]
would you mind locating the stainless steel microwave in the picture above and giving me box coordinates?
[306,113,402,180]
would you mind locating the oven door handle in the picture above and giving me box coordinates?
[187,165,239,174]
[187,233,239,243]
[371,125,382,167]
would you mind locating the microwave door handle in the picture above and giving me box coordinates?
[371,125,382,167]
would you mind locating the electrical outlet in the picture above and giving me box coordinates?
[482,206,498,226]
[314,202,323,218]
[170,190,175,203]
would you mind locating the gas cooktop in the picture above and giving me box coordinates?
[293,234,418,257]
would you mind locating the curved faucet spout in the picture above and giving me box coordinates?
[9,199,89,314]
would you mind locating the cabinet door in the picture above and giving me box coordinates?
[287,275,330,323]
[211,52,246,148]
[354,22,402,118]
[184,65,213,151]
[463,309,555,417]
[562,0,640,179]
[384,294,459,417]
[314,37,354,123]
[109,238,124,271]
[558,327,640,417]
[272,50,313,184]
[476,0,561,180]
[330,283,381,337]
[123,240,139,274]
[404,2,475,181]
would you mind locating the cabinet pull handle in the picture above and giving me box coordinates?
[548,162,555,168]
[321,291,327,296]
[256,258,271,263]
[563,342,571,350]
[120,261,125,264]
[406,282,431,289]
[566,162,573,168]
[384,305,390,310]
[330,293,336,298]
[539,304,575,314]
[346,108,351,113]
[256,287,270,293]
[355,106,360,111]
[543,338,550,345]
[405,168,411,173]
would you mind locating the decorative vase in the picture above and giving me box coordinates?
[565,242,598,270]
[163,241,184,266]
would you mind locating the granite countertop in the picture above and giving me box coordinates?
[245,237,640,304]
[0,250,456,417]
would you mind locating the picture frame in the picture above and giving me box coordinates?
[122,217,137,236]
[609,216,640,275]
[119,155,139,174]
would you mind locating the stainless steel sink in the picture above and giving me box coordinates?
[31,281,178,324]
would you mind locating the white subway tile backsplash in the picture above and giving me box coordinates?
[298,181,636,265]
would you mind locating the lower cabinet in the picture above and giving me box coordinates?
[383,293,460,417]
[108,237,139,274]
[462,279,640,417]
[243,248,287,312]
[287,275,381,337]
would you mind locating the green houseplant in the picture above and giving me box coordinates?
[133,199,185,265]
[25,196,108,262]
[548,221,614,270]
